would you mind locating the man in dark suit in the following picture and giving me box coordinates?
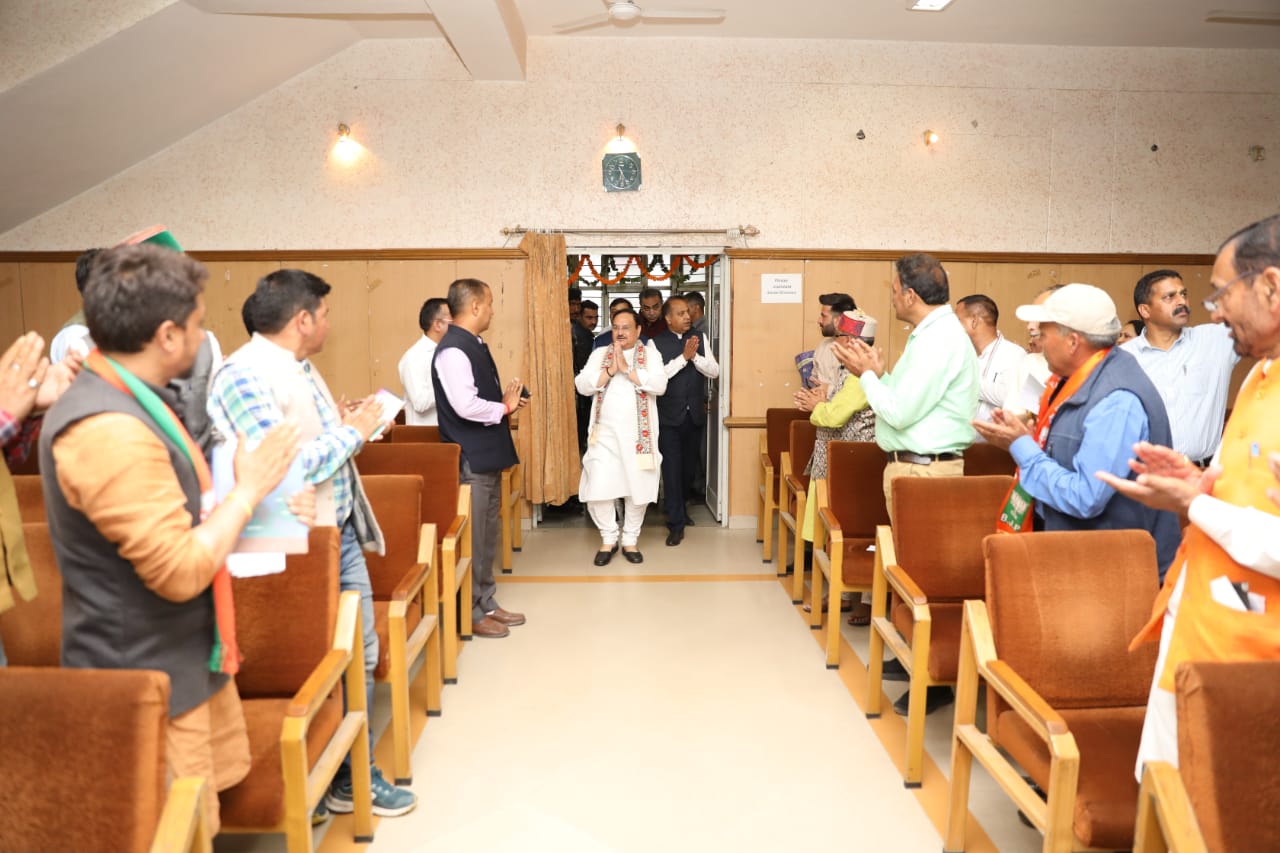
[652,296,720,545]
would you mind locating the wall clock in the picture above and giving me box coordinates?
[602,152,641,192]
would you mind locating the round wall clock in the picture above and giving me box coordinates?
[602,152,641,192]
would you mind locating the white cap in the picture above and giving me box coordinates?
[1015,284,1121,337]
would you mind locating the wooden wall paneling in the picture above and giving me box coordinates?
[366,260,456,395]
[289,260,371,402]
[458,258,526,392]
[18,262,78,346]
[803,258,896,363]
[971,263,1050,350]
[1052,263,1145,327]
[0,264,24,348]
[727,429,759,519]
[200,261,281,358]
[728,258,807,415]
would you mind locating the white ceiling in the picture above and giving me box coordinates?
[1,0,1277,236]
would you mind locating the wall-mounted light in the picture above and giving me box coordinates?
[923,129,940,147]
[331,122,365,166]
[604,122,638,155]
[907,0,955,10]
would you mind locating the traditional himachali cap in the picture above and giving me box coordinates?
[837,309,878,340]
[819,292,856,314]
[1015,283,1121,337]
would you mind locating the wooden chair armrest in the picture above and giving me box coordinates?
[442,514,467,546]
[818,507,843,543]
[759,453,773,474]
[883,562,928,609]
[1135,762,1209,853]
[149,776,209,853]
[389,561,430,604]
[985,659,1070,739]
[784,473,806,497]
[874,525,896,567]
[962,599,997,666]
[416,523,437,568]
[286,591,360,718]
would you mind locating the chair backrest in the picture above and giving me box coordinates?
[357,442,461,536]
[891,475,1012,600]
[12,474,44,523]
[232,527,340,699]
[765,408,809,469]
[963,443,1016,477]
[360,474,424,599]
[825,441,890,537]
[1176,660,1280,853]
[788,419,818,480]
[0,666,170,853]
[389,425,440,443]
[984,529,1159,708]
[0,522,63,665]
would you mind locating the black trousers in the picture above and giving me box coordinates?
[659,411,702,531]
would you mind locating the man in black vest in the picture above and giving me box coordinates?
[652,295,720,546]
[431,278,528,638]
[38,244,309,833]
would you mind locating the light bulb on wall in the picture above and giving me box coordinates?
[332,123,365,166]
[604,123,637,155]
[923,129,940,147]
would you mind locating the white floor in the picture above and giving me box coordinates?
[216,520,1047,853]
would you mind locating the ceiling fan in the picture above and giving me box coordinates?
[553,1,727,33]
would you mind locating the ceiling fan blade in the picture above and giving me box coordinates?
[639,8,727,20]
[1204,9,1280,24]
[553,12,613,32]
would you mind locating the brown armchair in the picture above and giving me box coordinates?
[779,419,817,604]
[757,408,809,566]
[360,473,442,785]
[865,474,1011,787]
[389,425,440,443]
[0,667,211,853]
[357,442,472,683]
[12,473,44,522]
[219,528,374,852]
[811,441,889,651]
[0,521,63,666]
[945,529,1160,853]
[962,443,1016,477]
[1134,659,1280,853]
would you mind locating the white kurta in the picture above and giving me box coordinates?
[575,341,668,503]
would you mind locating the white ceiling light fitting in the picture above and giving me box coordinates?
[907,0,955,10]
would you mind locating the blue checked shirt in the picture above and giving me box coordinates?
[207,358,362,524]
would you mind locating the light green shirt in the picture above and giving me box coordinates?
[859,304,979,454]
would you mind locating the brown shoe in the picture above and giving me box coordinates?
[472,616,510,638]
[487,607,526,627]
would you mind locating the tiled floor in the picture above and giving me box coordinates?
[215,517,1048,853]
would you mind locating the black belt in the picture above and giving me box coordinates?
[885,451,962,465]
[1191,456,1214,468]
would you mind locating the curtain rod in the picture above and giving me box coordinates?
[501,225,759,238]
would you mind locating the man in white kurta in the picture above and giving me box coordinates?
[575,308,668,565]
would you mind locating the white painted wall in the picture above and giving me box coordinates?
[2,36,1277,251]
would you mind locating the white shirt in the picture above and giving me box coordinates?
[974,332,1026,425]
[50,323,92,363]
[661,331,721,380]
[1122,324,1239,462]
[1188,494,1280,580]
[397,334,439,426]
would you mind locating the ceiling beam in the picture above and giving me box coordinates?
[428,0,526,81]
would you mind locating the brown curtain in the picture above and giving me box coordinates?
[519,232,579,505]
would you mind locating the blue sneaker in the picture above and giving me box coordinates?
[325,767,418,817]
[311,800,330,826]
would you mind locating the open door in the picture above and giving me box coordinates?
[702,254,723,523]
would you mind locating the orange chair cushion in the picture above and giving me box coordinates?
[996,705,1145,850]
[361,475,423,598]
[372,596,424,680]
[0,667,169,853]
[789,420,817,480]
[889,599,964,682]
[0,523,63,666]
[765,408,807,469]
[839,537,876,587]
[217,694,343,829]
[12,475,44,523]
[826,443,890,535]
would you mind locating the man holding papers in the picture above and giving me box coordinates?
[208,268,417,818]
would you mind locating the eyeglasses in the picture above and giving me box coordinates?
[1203,270,1257,312]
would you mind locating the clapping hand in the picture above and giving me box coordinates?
[836,337,884,377]
[341,396,386,441]
[1094,441,1219,518]
[682,335,700,361]
[972,408,1031,450]
[0,332,50,421]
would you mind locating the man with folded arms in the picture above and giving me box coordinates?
[1121,269,1238,466]
[431,278,528,638]
[1095,213,1280,779]
[40,244,309,834]
[973,283,1181,579]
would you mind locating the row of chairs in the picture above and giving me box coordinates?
[769,427,1278,851]
[1,464,455,850]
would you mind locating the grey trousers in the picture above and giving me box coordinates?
[460,461,501,622]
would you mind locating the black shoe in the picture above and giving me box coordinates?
[1016,780,1047,827]
[593,545,619,566]
[622,549,644,564]
[881,658,910,682]
[892,686,954,717]
[666,528,684,546]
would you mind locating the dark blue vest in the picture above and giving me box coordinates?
[1041,347,1181,579]
[431,325,518,474]
[652,331,708,427]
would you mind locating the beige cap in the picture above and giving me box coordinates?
[1015,283,1120,337]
